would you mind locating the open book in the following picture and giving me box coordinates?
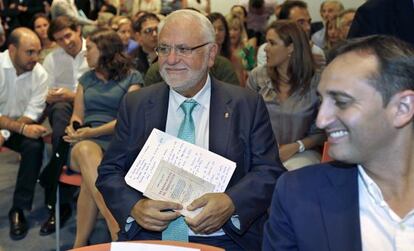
[125,129,236,218]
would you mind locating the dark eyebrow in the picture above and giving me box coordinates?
[327,90,355,100]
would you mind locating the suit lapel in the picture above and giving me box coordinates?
[144,83,169,137]
[318,164,362,251]
[209,79,232,156]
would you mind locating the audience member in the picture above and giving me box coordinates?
[0,27,49,240]
[278,0,326,68]
[227,14,255,86]
[348,0,414,46]
[231,4,264,49]
[247,20,324,170]
[130,12,159,77]
[311,0,344,49]
[207,12,231,60]
[39,16,90,236]
[263,35,414,251]
[322,18,341,53]
[32,13,58,63]
[96,9,284,251]
[244,0,275,47]
[110,16,138,55]
[63,28,142,247]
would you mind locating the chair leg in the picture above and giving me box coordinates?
[55,184,60,251]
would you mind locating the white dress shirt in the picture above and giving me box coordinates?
[358,166,414,251]
[42,38,89,92]
[0,50,49,121]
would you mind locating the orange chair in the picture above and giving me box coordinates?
[55,166,82,251]
[321,142,333,163]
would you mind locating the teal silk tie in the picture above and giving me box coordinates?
[162,99,198,242]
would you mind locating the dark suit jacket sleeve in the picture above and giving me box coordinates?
[225,94,285,234]
[263,173,297,251]
[96,92,144,234]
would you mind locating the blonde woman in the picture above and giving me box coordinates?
[227,14,256,86]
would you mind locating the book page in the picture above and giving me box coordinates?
[144,160,215,218]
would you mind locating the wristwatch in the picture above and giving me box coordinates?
[296,140,305,153]
[1,129,10,141]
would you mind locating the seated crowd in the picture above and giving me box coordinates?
[1,0,413,250]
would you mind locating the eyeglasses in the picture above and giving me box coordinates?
[155,42,212,57]
[142,27,157,35]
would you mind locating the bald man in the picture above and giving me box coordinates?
[0,28,49,240]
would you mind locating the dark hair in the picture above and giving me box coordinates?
[207,12,231,59]
[100,3,117,15]
[48,16,79,41]
[330,35,414,105]
[278,0,308,20]
[31,13,50,30]
[8,29,22,47]
[266,20,315,95]
[132,12,160,33]
[88,29,132,80]
[249,0,264,9]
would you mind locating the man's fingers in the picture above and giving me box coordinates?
[187,195,208,211]
[152,200,183,211]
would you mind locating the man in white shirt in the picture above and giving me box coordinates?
[39,15,89,236]
[0,28,49,240]
[263,35,414,251]
[97,9,285,251]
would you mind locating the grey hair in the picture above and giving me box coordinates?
[157,9,215,43]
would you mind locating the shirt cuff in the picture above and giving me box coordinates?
[230,215,240,230]
[125,216,135,232]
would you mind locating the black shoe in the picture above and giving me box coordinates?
[39,204,72,236]
[9,208,28,240]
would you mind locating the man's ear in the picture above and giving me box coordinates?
[8,43,16,58]
[207,43,218,68]
[391,90,414,128]
[76,26,82,36]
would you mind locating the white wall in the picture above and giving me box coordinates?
[210,0,365,22]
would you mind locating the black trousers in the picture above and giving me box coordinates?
[4,134,44,210]
[42,101,76,207]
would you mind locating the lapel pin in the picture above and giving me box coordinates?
[224,112,229,118]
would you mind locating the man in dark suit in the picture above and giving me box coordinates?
[263,35,414,251]
[96,9,285,251]
[348,0,414,46]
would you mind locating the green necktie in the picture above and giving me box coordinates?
[162,99,198,242]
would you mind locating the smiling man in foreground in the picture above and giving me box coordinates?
[263,35,414,251]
